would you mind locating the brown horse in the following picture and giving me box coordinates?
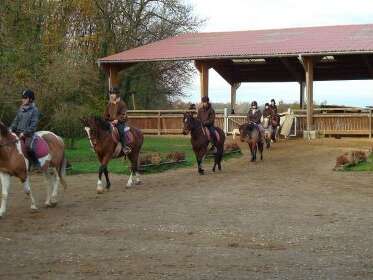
[239,122,264,162]
[81,116,143,193]
[182,112,225,175]
[0,121,67,218]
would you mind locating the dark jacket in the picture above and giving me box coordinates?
[197,104,215,127]
[104,99,128,123]
[247,109,262,124]
[263,108,273,119]
[10,103,39,136]
[270,104,278,115]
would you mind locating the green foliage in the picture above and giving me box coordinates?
[1,0,202,135]
[344,154,373,172]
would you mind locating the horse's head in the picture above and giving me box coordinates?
[0,121,28,182]
[238,124,248,142]
[81,116,111,148]
[262,117,270,129]
[182,111,194,135]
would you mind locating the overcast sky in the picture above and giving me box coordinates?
[183,0,373,106]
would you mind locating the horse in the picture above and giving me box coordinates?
[182,112,225,175]
[0,121,67,218]
[81,116,143,193]
[239,122,264,162]
[262,116,273,149]
[271,114,280,142]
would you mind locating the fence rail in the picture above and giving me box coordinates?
[127,109,373,138]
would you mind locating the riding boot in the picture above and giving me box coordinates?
[121,139,131,155]
[117,123,131,155]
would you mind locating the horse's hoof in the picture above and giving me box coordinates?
[0,212,4,218]
[96,188,105,194]
[212,168,216,172]
[106,184,111,190]
[30,207,39,213]
[198,170,204,175]
[49,202,58,208]
[135,180,142,185]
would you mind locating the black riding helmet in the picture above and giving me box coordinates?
[22,89,35,101]
[251,101,258,107]
[271,99,276,104]
[265,102,270,107]
[109,86,120,95]
[201,96,209,103]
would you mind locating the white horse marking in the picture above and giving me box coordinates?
[135,172,141,185]
[0,172,10,217]
[97,179,104,194]
[84,127,94,148]
[24,176,38,210]
[127,172,134,187]
[12,133,29,171]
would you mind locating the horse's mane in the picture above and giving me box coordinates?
[92,116,111,131]
[0,121,10,137]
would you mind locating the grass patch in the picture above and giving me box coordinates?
[65,136,239,175]
[344,154,373,171]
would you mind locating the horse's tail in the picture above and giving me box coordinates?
[58,152,68,190]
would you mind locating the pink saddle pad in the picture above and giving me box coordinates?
[32,136,49,159]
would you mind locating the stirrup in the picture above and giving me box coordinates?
[122,145,132,155]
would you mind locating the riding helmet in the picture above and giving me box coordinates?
[110,86,120,95]
[251,101,258,107]
[201,96,209,103]
[265,103,270,107]
[271,99,276,104]
[22,89,35,101]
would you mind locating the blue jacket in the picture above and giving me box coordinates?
[10,103,39,136]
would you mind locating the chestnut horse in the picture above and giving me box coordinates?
[0,121,67,218]
[239,122,264,162]
[81,116,143,193]
[182,112,225,175]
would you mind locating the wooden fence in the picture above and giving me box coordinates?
[127,108,373,138]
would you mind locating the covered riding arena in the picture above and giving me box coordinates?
[2,25,373,279]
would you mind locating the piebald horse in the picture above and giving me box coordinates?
[81,116,143,193]
[182,112,225,174]
[0,121,67,218]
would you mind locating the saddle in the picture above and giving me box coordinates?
[203,126,221,143]
[20,135,50,168]
[110,125,135,158]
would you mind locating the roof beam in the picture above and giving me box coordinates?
[362,55,373,78]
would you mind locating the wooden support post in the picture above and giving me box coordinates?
[195,61,209,99]
[369,109,372,140]
[230,83,241,114]
[108,67,119,91]
[300,81,305,109]
[157,111,161,136]
[304,57,314,131]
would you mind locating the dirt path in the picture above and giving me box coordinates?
[1,138,373,280]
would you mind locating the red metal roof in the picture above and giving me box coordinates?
[99,24,373,64]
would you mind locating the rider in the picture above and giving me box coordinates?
[269,99,279,142]
[247,101,264,136]
[197,96,216,146]
[270,99,278,115]
[10,89,39,162]
[262,103,273,119]
[103,87,131,154]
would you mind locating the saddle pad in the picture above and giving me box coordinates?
[31,135,49,159]
[204,127,221,143]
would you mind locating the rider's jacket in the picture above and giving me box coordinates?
[10,103,39,136]
[104,99,128,123]
[197,104,215,127]
[247,109,262,124]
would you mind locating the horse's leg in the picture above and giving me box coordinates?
[0,172,10,217]
[50,168,60,207]
[103,165,111,189]
[127,152,139,187]
[195,148,206,175]
[249,143,254,162]
[97,164,105,194]
[24,176,38,211]
[253,143,257,161]
[259,141,264,160]
[213,142,224,172]
[43,170,53,207]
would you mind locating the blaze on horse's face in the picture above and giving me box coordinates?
[182,112,193,135]
[81,117,98,148]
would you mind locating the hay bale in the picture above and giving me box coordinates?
[165,152,186,162]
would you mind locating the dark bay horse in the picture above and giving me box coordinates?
[183,112,225,175]
[81,116,143,193]
[239,122,264,162]
[0,121,67,218]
